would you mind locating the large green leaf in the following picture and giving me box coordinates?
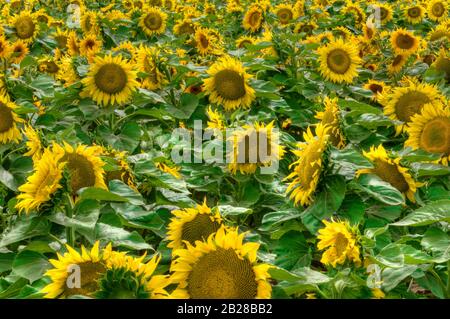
[352,174,405,205]
[273,231,311,270]
[78,187,129,202]
[391,200,450,226]
[12,251,51,283]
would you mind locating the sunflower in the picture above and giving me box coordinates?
[243,5,264,33]
[285,124,330,206]
[53,28,69,50]
[364,79,388,101]
[167,201,223,250]
[374,2,393,24]
[10,11,39,44]
[274,4,297,25]
[405,103,450,165]
[381,80,444,134]
[79,35,102,60]
[96,253,170,299]
[293,22,317,36]
[173,18,196,36]
[38,57,60,76]
[15,147,65,214]
[206,106,226,131]
[52,142,107,195]
[362,22,376,42]
[432,48,450,81]
[23,125,42,163]
[103,148,137,190]
[332,26,354,42]
[81,54,138,106]
[428,24,450,42]
[56,56,79,87]
[0,95,23,144]
[357,145,422,202]
[388,53,410,74]
[390,29,420,55]
[203,56,255,111]
[194,27,217,56]
[139,6,167,37]
[0,36,11,59]
[9,39,28,64]
[317,219,361,267]
[113,41,138,62]
[170,227,272,299]
[164,0,176,11]
[315,97,345,148]
[317,38,362,83]
[343,1,366,24]
[427,0,448,22]
[136,46,166,91]
[41,242,112,298]
[404,5,425,24]
[228,121,285,175]
[236,35,256,49]
[67,31,80,56]
[80,11,99,34]
[156,161,182,179]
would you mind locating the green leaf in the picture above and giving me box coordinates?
[110,203,166,236]
[259,210,301,232]
[109,180,144,205]
[274,231,311,270]
[0,166,18,191]
[352,174,405,205]
[411,163,450,177]
[0,253,15,272]
[78,187,129,202]
[218,205,253,217]
[421,228,450,263]
[391,200,450,226]
[95,223,153,251]
[329,147,373,179]
[0,216,50,248]
[381,265,418,292]
[12,251,50,283]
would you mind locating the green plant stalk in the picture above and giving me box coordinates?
[65,194,75,247]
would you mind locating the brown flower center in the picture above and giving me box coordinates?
[94,63,128,94]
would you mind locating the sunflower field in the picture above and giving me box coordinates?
[0,0,449,301]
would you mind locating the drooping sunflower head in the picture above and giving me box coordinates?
[285,124,330,207]
[404,4,425,24]
[236,35,256,49]
[167,200,223,250]
[428,24,450,42]
[79,35,102,58]
[427,0,448,22]
[102,148,137,190]
[317,38,362,83]
[0,95,23,144]
[243,4,264,33]
[41,242,112,298]
[97,253,170,299]
[274,4,297,25]
[80,11,99,34]
[228,121,285,175]
[139,6,167,36]
[136,45,166,90]
[81,54,138,107]
[317,219,361,267]
[9,39,29,64]
[315,97,345,148]
[405,102,450,165]
[173,18,196,36]
[53,28,69,50]
[67,31,80,56]
[432,48,450,82]
[203,56,255,111]
[56,56,80,87]
[38,56,60,76]
[388,53,410,74]
[364,79,388,101]
[357,144,422,202]
[10,10,39,44]
[0,36,11,59]
[390,28,420,55]
[15,147,65,214]
[52,142,107,195]
[294,22,317,37]
[23,125,42,163]
[170,226,272,299]
[381,80,444,134]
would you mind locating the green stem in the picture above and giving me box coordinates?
[65,194,75,247]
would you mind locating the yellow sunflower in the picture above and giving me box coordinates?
[67,31,80,56]
[405,103,450,165]
[362,22,376,42]
[0,95,23,144]
[0,36,11,59]
[38,56,60,76]
[317,219,361,267]
[139,6,167,37]
[23,125,42,162]
[357,145,422,202]
[52,142,107,195]
[236,35,256,49]
[228,121,285,175]
[317,38,362,83]
[343,1,366,24]
[274,4,297,25]
[388,53,410,74]
[56,56,79,87]
[390,29,420,55]
[404,4,425,24]
[9,39,29,64]
[136,45,166,90]
[364,79,388,101]
[173,18,197,36]
[81,54,138,107]
[167,201,223,250]
[432,48,450,81]
[203,56,255,111]
[428,24,450,42]
[170,226,272,299]
[427,0,448,22]
[79,35,102,60]
[285,124,330,206]
[15,147,65,214]
[243,5,264,33]
[156,161,182,179]
[41,241,112,298]
[194,27,219,56]
[10,10,39,44]
[294,22,317,36]
[96,252,170,299]
[102,148,137,190]
[80,11,99,34]
[381,80,444,134]
[315,97,345,148]
[53,28,69,50]
[374,2,393,24]
[206,106,226,131]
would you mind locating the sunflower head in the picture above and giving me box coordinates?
[170,226,272,299]
[11,11,39,43]
[285,124,330,206]
[136,45,166,90]
[274,4,297,25]
[432,48,450,82]
[0,36,11,59]
[390,29,420,55]
[388,53,410,74]
[404,5,425,24]
[139,6,167,36]
[9,39,29,64]
[315,97,345,148]
[0,95,23,144]
[317,219,361,267]
[427,0,448,22]
[23,125,42,162]
[173,18,196,36]
[203,56,255,111]
[364,79,388,101]
[243,4,264,33]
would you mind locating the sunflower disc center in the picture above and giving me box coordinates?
[249,11,261,27]
[214,69,246,100]
[238,130,272,164]
[394,91,430,122]
[432,3,445,16]
[181,214,221,246]
[369,84,383,94]
[373,159,409,193]
[144,13,162,30]
[277,9,293,23]
[63,153,98,194]
[63,261,106,297]
[0,102,14,133]
[408,7,420,18]
[420,118,450,155]
[395,34,415,50]
[327,49,351,74]
[94,63,128,94]
[334,233,349,257]
[188,248,257,299]
[15,16,35,39]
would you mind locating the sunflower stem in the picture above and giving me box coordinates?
[65,194,75,247]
